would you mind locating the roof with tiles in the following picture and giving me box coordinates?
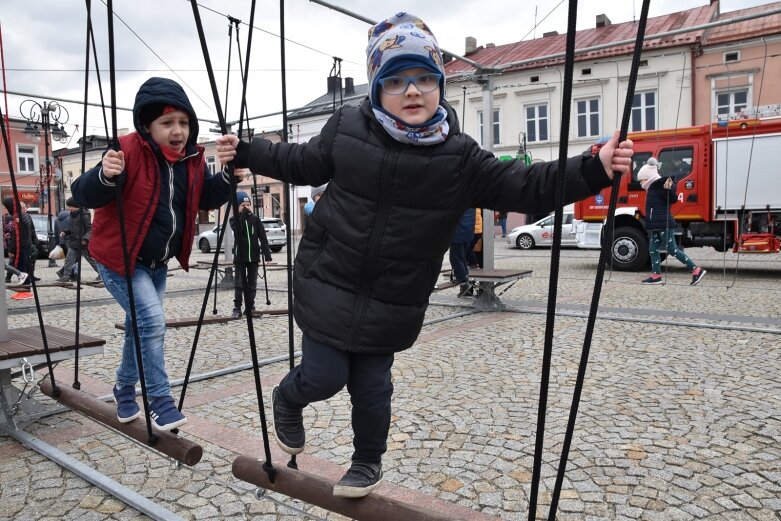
[445,4,718,75]
[702,1,781,45]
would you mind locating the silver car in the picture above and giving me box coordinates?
[196,217,287,253]
[506,212,576,250]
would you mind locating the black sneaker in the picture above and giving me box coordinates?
[333,461,383,498]
[272,386,305,455]
[691,268,707,286]
[231,307,242,319]
[457,283,474,298]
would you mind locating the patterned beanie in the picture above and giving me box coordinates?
[366,12,446,106]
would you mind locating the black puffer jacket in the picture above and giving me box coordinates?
[241,99,610,354]
[644,177,678,231]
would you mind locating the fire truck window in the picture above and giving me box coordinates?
[659,147,693,181]
[631,152,653,185]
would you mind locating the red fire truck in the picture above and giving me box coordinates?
[574,110,781,271]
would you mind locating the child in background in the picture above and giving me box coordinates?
[73,77,239,430]
[216,12,634,497]
[230,191,272,319]
[637,158,706,286]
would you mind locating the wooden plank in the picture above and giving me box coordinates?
[233,456,462,521]
[469,269,533,283]
[114,315,236,330]
[250,308,288,317]
[40,380,202,467]
[433,281,459,291]
[0,326,105,361]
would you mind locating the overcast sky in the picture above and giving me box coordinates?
[0,0,771,148]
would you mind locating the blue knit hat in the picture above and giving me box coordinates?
[366,13,445,106]
[236,191,251,206]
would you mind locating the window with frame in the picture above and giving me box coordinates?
[716,89,748,118]
[17,145,37,173]
[658,147,693,181]
[576,98,600,138]
[478,109,501,146]
[629,151,653,190]
[525,103,549,143]
[206,155,216,175]
[631,91,657,132]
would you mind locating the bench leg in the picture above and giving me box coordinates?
[472,282,507,311]
[0,369,68,431]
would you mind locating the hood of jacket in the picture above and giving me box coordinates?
[132,77,199,148]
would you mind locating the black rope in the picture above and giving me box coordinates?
[73,0,96,391]
[547,1,651,519]
[278,0,297,471]
[233,16,270,306]
[527,0,578,518]
[187,0,276,480]
[0,108,59,395]
[106,0,157,446]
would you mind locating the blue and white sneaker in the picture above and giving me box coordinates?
[113,384,140,423]
[149,395,187,431]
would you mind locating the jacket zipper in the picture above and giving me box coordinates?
[346,145,399,349]
[162,162,176,260]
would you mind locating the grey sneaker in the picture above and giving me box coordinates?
[333,461,383,498]
[272,386,305,455]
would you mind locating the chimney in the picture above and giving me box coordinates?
[326,75,341,94]
[596,14,611,28]
[485,43,495,49]
[543,31,559,38]
[465,36,477,54]
[345,77,355,95]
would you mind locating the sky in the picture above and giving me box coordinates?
[0,0,772,149]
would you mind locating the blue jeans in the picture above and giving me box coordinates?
[649,229,696,274]
[449,241,470,283]
[97,262,171,398]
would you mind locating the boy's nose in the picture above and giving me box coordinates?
[403,82,422,95]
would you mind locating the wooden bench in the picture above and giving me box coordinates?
[466,268,533,310]
[0,325,105,430]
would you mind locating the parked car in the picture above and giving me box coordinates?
[506,212,576,250]
[197,217,287,254]
[28,213,55,258]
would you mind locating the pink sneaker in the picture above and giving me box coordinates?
[691,268,706,286]
[641,275,663,285]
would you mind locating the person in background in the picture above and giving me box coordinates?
[57,197,100,283]
[497,210,508,238]
[3,198,38,299]
[469,208,483,269]
[304,183,328,217]
[230,191,272,319]
[449,208,475,297]
[72,77,238,430]
[637,158,705,286]
[215,12,634,498]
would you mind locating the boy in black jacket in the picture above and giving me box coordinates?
[216,12,634,497]
[230,191,272,318]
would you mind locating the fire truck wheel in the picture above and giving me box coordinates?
[610,227,648,271]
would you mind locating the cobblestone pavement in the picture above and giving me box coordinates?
[2,241,780,520]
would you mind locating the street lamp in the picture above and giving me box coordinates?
[20,99,69,267]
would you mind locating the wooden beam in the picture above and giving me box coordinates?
[39,380,202,466]
[233,456,460,521]
[114,315,235,330]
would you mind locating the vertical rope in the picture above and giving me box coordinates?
[547,1,651,518]
[528,1,578,518]
[186,0,276,480]
[105,0,157,445]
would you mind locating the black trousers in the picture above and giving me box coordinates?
[278,334,394,464]
[233,261,259,309]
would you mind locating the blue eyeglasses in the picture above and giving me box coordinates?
[378,73,442,95]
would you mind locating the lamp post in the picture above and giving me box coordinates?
[20,100,69,267]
